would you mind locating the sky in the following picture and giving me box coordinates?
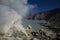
[28,0,60,13]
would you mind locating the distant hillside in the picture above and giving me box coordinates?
[26,8,60,20]
[26,8,60,39]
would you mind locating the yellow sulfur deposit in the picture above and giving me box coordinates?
[0,35,14,38]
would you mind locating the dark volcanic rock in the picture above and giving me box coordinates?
[26,8,60,39]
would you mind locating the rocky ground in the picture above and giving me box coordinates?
[0,29,56,40]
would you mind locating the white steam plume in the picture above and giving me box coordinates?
[0,0,34,37]
[0,5,21,34]
[0,0,29,17]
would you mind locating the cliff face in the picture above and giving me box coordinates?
[39,8,60,30]
[26,8,60,28]
[26,8,60,39]
[26,8,60,20]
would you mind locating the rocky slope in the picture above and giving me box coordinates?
[26,8,60,40]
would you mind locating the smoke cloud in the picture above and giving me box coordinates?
[0,5,22,34]
[0,0,34,36]
[0,0,29,17]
